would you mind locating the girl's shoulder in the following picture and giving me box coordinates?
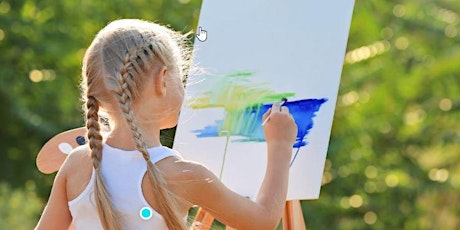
[59,145,93,201]
[61,145,92,173]
[158,157,222,200]
[158,157,213,182]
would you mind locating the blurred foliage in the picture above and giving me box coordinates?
[0,0,459,229]
[305,0,460,229]
[0,182,42,229]
[0,0,201,228]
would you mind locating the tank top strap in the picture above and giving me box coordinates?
[148,146,182,164]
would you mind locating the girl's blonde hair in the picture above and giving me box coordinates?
[81,19,190,230]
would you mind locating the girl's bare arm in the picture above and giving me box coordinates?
[174,103,297,229]
[35,166,72,230]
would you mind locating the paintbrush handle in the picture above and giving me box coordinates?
[261,115,271,126]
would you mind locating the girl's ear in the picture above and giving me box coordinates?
[154,66,168,97]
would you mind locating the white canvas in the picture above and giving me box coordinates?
[174,0,355,200]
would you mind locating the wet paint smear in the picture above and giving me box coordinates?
[189,72,327,165]
[192,98,328,148]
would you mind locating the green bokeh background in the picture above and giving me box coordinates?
[0,0,459,229]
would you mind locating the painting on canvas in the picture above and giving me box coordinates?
[174,0,355,200]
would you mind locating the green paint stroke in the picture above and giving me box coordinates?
[188,72,295,136]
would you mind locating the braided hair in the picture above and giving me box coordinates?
[81,19,190,230]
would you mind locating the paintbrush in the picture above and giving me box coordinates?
[261,97,288,126]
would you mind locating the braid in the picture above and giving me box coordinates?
[113,45,186,230]
[86,96,103,169]
[82,19,191,229]
[86,96,122,230]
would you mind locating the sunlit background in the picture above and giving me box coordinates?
[0,0,459,229]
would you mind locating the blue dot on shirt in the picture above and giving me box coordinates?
[140,207,153,220]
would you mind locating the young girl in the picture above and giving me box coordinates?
[35,19,297,230]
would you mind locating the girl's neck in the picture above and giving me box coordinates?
[105,120,162,151]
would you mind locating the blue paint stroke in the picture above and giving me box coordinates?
[192,98,328,148]
[192,120,223,137]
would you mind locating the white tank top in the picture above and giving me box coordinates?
[68,144,182,230]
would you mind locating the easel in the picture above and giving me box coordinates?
[191,200,306,230]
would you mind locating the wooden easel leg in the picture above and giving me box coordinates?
[191,207,215,230]
[282,200,306,230]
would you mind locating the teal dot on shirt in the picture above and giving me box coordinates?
[140,207,153,220]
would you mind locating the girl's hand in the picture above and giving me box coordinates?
[262,102,297,147]
[262,102,298,149]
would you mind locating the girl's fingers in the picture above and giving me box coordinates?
[281,106,289,113]
[271,102,280,112]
